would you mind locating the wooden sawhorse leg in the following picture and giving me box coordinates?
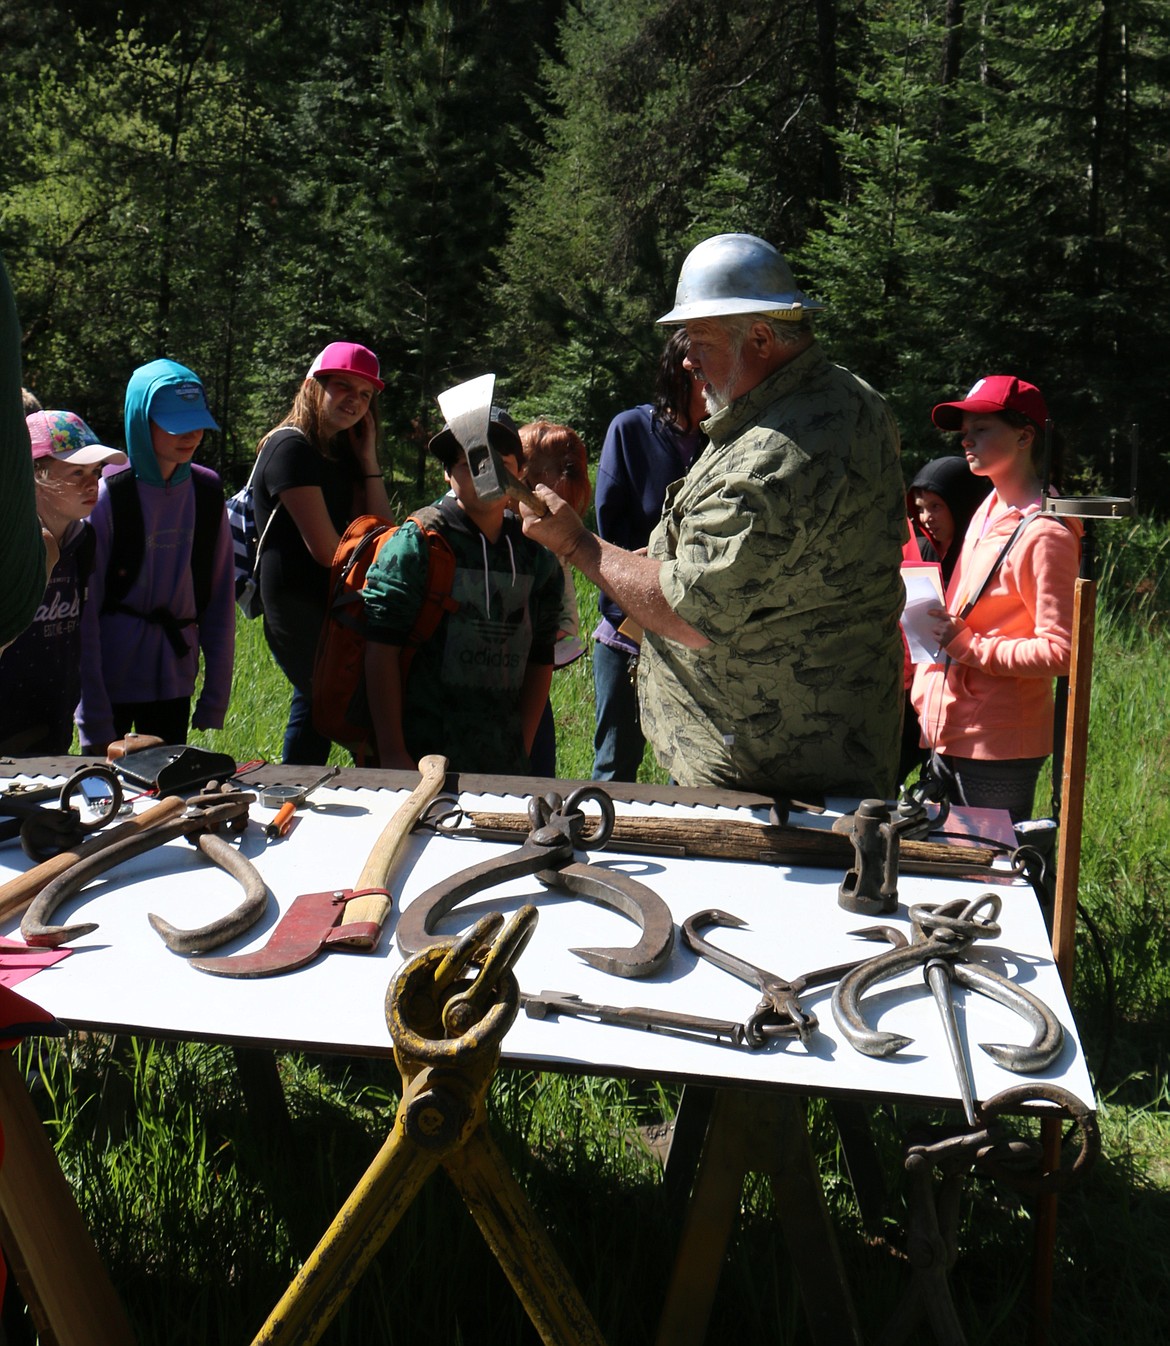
[656,1086,863,1346]
[0,1050,136,1346]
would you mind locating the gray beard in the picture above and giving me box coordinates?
[703,348,746,414]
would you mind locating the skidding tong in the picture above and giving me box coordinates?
[20,784,262,954]
[397,785,675,978]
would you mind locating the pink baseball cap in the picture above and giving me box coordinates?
[307,342,384,392]
[932,375,1048,431]
[26,410,128,466]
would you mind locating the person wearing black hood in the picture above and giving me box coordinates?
[907,456,992,584]
[898,456,992,784]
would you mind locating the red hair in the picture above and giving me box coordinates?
[518,420,591,516]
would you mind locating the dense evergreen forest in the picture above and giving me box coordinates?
[2,0,1166,501]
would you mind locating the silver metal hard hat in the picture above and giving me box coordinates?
[656,233,823,324]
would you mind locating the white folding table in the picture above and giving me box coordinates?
[0,766,1095,1345]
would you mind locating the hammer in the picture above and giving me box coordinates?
[436,374,549,516]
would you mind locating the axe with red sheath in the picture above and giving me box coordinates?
[190,755,448,978]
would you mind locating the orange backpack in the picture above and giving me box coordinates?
[311,507,457,763]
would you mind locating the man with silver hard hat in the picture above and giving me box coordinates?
[521,232,907,798]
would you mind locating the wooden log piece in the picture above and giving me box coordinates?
[463,810,997,871]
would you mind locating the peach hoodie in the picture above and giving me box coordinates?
[911,492,1082,761]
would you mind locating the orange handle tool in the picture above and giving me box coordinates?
[265,801,297,840]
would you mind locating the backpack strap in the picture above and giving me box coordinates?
[956,513,1036,620]
[74,521,97,593]
[189,464,225,617]
[399,506,458,680]
[101,467,145,613]
[248,432,286,580]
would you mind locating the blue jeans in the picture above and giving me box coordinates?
[282,684,333,766]
[529,698,556,778]
[591,641,644,782]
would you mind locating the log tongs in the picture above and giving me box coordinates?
[396,785,675,978]
[20,782,267,955]
[831,891,1065,1125]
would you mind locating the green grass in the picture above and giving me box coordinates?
[13,518,1170,1344]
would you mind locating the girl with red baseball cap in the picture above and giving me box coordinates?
[909,375,1083,821]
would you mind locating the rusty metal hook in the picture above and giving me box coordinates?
[20,787,263,951]
[682,909,907,1046]
[396,787,674,977]
[830,892,1065,1122]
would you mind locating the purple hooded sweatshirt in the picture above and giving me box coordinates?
[76,359,235,751]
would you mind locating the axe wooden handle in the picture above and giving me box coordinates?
[0,795,187,925]
[332,754,449,948]
[463,809,997,870]
[504,468,550,517]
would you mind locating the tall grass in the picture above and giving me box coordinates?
[13,516,1170,1344]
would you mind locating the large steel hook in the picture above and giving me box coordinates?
[396,786,675,977]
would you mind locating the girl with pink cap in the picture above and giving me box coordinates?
[0,412,126,754]
[250,342,390,763]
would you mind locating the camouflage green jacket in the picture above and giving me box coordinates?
[638,343,907,798]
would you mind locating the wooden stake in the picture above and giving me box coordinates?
[1031,576,1096,1346]
[1050,578,1097,989]
[0,1050,136,1345]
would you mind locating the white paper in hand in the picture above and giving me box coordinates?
[900,562,946,663]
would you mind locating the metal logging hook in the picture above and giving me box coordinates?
[439,906,540,1037]
[397,785,675,979]
[831,893,1065,1127]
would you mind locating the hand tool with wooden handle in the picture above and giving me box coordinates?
[0,795,187,925]
[191,755,448,977]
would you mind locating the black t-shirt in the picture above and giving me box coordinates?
[253,426,359,684]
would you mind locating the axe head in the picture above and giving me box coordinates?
[189,888,387,978]
[434,374,523,504]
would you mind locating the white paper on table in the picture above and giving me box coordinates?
[900,562,946,663]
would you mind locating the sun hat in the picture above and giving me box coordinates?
[26,410,128,466]
[307,342,384,392]
[931,376,1048,431]
[148,379,220,434]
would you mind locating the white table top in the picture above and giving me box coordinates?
[2,779,1095,1115]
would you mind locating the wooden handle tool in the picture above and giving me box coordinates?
[331,755,449,949]
[461,809,997,871]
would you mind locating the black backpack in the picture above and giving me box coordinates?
[101,464,224,656]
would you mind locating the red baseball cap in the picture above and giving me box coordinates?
[307,342,384,392]
[931,375,1048,431]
